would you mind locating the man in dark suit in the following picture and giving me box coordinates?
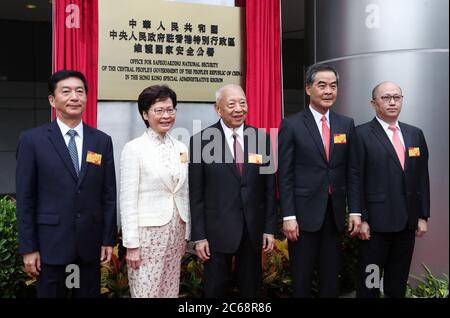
[352,82,430,298]
[189,84,277,297]
[278,63,361,297]
[16,70,117,297]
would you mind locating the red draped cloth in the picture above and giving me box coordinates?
[243,0,282,132]
[52,0,98,127]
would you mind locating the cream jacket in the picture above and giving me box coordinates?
[119,131,190,248]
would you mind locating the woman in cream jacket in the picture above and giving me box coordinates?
[120,85,190,298]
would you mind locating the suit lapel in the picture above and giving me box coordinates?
[215,121,241,181]
[243,125,251,181]
[329,111,337,161]
[370,118,404,171]
[47,120,78,182]
[171,135,186,193]
[77,124,93,187]
[303,109,327,162]
[399,122,411,172]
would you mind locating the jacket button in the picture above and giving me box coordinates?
[76,213,81,218]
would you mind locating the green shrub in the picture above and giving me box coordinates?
[100,236,130,298]
[179,252,204,298]
[406,264,449,298]
[0,196,30,298]
[261,238,292,297]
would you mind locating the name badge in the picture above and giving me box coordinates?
[333,134,347,144]
[180,152,189,163]
[86,151,102,166]
[408,147,420,157]
[248,153,263,164]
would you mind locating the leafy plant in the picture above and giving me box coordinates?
[0,196,32,298]
[406,264,449,298]
[101,238,130,298]
[261,238,292,297]
[179,252,204,298]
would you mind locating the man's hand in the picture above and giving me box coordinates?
[283,219,300,241]
[126,247,141,269]
[195,240,210,261]
[416,219,428,238]
[23,251,41,278]
[100,246,113,265]
[358,221,371,240]
[262,234,275,253]
[348,215,362,237]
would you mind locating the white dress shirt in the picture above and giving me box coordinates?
[57,118,83,165]
[309,105,330,144]
[375,116,405,148]
[220,119,244,159]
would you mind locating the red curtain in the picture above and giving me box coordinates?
[53,0,98,127]
[244,0,282,132]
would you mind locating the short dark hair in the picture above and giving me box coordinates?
[48,70,88,96]
[138,85,177,127]
[304,63,339,87]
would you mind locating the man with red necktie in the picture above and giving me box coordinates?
[278,64,361,297]
[352,82,430,298]
[189,84,277,297]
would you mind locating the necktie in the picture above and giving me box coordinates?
[232,133,244,176]
[67,129,79,176]
[388,125,405,170]
[321,115,330,161]
[321,116,332,193]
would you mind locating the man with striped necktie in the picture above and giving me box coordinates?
[16,70,117,297]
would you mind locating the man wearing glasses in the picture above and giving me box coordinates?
[351,81,430,298]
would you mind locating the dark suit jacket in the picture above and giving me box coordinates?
[349,118,430,232]
[189,121,277,254]
[278,108,356,232]
[16,120,117,265]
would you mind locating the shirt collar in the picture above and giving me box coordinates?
[309,105,329,125]
[375,116,401,133]
[57,118,83,138]
[146,127,170,145]
[220,119,244,140]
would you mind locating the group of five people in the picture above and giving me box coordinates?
[15,63,429,298]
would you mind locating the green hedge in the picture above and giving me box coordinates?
[0,196,31,298]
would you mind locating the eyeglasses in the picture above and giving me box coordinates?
[376,95,403,103]
[150,107,177,116]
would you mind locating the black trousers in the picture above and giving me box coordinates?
[37,259,101,298]
[357,229,415,298]
[288,196,341,298]
[203,226,262,298]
